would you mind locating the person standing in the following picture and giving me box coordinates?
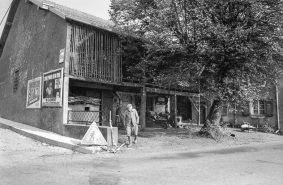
[45,81,54,98]
[125,104,139,147]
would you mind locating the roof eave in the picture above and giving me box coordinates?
[0,0,21,58]
[64,17,120,35]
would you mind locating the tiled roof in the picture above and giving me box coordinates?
[30,0,118,34]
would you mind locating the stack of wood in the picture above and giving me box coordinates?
[68,96,101,105]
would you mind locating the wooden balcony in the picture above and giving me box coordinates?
[68,23,122,82]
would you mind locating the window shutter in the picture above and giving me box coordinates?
[248,101,254,115]
[266,100,273,117]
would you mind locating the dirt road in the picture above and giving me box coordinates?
[0,128,120,185]
[117,142,283,185]
[1,128,283,185]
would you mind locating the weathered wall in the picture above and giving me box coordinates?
[0,0,67,134]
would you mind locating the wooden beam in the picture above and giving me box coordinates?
[68,75,143,88]
[140,86,146,130]
[170,95,177,127]
[63,77,69,124]
[70,80,113,90]
[145,87,197,97]
[64,23,72,75]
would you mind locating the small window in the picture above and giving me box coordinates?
[85,107,90,111]
[13,70,19,93]
[252,100,265,115]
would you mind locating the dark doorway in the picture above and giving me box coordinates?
[146,97,154,111]
[177,96,192,121]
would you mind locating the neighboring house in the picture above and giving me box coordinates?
[0,0,198,139]
[220,86,282,130]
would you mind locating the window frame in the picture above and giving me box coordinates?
[250,99,266,116]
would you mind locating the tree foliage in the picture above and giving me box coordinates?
[110,0,283,125]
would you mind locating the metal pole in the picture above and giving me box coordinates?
[276,84,280,130]
[198,78,200,125]
[234,102,236,127]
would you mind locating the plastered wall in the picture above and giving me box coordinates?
[0,0,67,134]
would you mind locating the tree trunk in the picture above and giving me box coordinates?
[205,100,223,126]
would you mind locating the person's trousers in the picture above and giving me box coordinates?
[126,124,138,136]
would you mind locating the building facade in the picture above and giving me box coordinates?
[0,0,199,139]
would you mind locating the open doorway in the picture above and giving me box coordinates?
[177,96,192,121]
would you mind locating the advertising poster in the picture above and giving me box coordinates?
[59,48,65,63]
[26,77,42,109]
[42,68,63,107]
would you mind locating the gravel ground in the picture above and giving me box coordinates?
[1,124,282,156]
[0,128,74,164]
[117,125,283,156]
[1,126,283,185]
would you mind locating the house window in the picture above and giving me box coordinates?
[13,70,19,93]
[252,100,265,115]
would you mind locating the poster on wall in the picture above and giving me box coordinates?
[26,77,42,109]
[42,68,63,107]
[59,48,65,63]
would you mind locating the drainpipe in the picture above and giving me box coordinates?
[198,78,200,125]
[276,84,280,130]
[234,102,236,127]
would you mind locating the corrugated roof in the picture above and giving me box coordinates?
[31,0,119,34]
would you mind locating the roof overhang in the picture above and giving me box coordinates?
[29,0,120,34]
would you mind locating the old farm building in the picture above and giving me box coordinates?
[0,0,200,139]
[0,0,282,141]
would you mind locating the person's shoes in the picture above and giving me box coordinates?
[133,140,137,144]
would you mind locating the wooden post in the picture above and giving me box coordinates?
[170,95,177,127]
[63,77,69,124]
[63,23,72,124]
[65,23,72,75]
[140,86,146,130]
[112,98,117,126]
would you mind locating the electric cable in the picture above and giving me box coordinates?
[0,0,13,26]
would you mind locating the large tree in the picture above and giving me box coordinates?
[110,0,283,128]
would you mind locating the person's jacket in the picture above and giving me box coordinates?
[125,109,139,126]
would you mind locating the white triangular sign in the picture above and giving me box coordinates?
[80,122,107,146]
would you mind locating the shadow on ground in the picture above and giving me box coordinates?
[119,125,203,139]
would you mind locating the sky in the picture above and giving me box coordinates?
[0,0,111,37]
